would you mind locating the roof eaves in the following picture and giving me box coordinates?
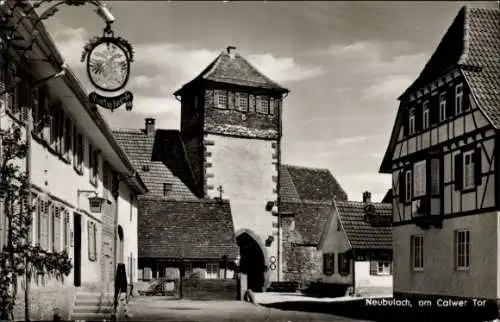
[237,54,290,93]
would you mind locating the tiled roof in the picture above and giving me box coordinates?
[460,7,500,127]
[138,198,239,260]
[174,49,289,95]
[280,165,348,203]
[336,201,392,250]
[290,201,335,246]
[112,128,198,200]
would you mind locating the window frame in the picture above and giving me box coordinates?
[455,83,463,115]
[377,261,391,275]
[439,92,447,122]
[216,90,228,109]
[323,253,334,275]
[408,108,416,135]
[257,96,270,114]
[422,101,430,129]
[206,263,219,279]
[237,92,249,112]
[454,230,470,270]
[411,235,424,271]
[413,160,427,197]
[463,150,475,190]
[405,170,412,202]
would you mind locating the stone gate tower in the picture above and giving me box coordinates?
[173,46,289,290]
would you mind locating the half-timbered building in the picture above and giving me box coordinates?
[379,6,499,301]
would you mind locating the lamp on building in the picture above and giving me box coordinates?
[265,235,274,247]
[77,189,105,213]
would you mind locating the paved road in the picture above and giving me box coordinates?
[125,297,371,321]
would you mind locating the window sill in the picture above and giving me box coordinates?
[462,186,476,193]
[454,267,470,272]
[412,268,424,272]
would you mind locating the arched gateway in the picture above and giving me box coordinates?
[236,232,266,292]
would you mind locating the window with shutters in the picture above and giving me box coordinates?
[238,93,249,112]
[216,90,227,109]
[455,83,463,115]
[338,253,350,275]
[63,116,72,161]
[411,234,424,271]
[463,150,475,189]
[405,170,412,202]
[53,207,61,252]
[323,253,334,275]
[422,101,429,129]
[413,161,426,197]
[408,108,416,135]
[271,98,279,115]
[454,230,470,270]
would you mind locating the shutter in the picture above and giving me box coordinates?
[463,86,470,111]
[332,254,335,274]
[269,97,275,115]
[426,158,432,197]
[447,87,455,118]
[228,91,234,110]
[235,92,240,110]
[454,153,463,190]
[369,261,377,276]
[402,108,409,136]
[256,96,261,113]
[249,94,255,112]
[322,254,327,272]
[337,254,342,274]
[414,106,421,132]
[474,147,482,186]
[88,221,92,260]
[399,171,406,202]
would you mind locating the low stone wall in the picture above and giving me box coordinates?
[182,279,237,300]
[13,285,76,321]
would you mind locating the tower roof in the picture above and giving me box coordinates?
[174,46,290,96]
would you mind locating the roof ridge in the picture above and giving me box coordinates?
[457,5,472,65]
[203,51,225,80]
[281,166,301,202]
[139,196,230,204]
[284,164,329,172]
[237,52,289,92]
[336,200,391,207]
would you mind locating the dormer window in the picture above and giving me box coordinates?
[216,90,227,109]
[455,83,463,114]
[408,108,416,135]
[422,101,430,130]
[439,92,447,122]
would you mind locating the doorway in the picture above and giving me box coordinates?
[74,213,82,287]
[236,233,265,292]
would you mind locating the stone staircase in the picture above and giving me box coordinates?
[71,290,114,321]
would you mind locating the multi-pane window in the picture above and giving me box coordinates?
[238,93,249,112]
[408,108,416,135]
[405,170,412,202]
[370,261,391,275]
[463,150,475,189]
[431,158,440,195]
[411,235,424,271]
[89,145,99,186]
[454,230,470,270]
[216,90,227,109]
[455,83,463,114]
[422,101,429,129]
[413,161,426,197]
[323,253,334,275]
[206,263,219,279]
[439,92,447,122]
[257,96,269,114]
[88,221,97,261]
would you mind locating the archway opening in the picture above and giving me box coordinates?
[236,233,265,292]
[118,225,124,264]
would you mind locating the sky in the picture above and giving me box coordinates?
[38,0,498,203]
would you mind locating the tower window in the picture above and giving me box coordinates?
[257,96,269,114]
[238,93,248,112]
[216,90,227,109]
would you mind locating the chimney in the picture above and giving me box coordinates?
[226,46,237,58]
[145,118,155,136]
[363,191,371,204]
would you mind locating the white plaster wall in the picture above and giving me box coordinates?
[117,183,138,284]
[354,261,392,288]
[205,134,278,281]
[393,211,498,299]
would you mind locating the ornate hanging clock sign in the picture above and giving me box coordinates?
[81,24,135,111]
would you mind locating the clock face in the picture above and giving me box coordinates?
[87,41,130,92]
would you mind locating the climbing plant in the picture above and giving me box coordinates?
[0,125,72,320]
